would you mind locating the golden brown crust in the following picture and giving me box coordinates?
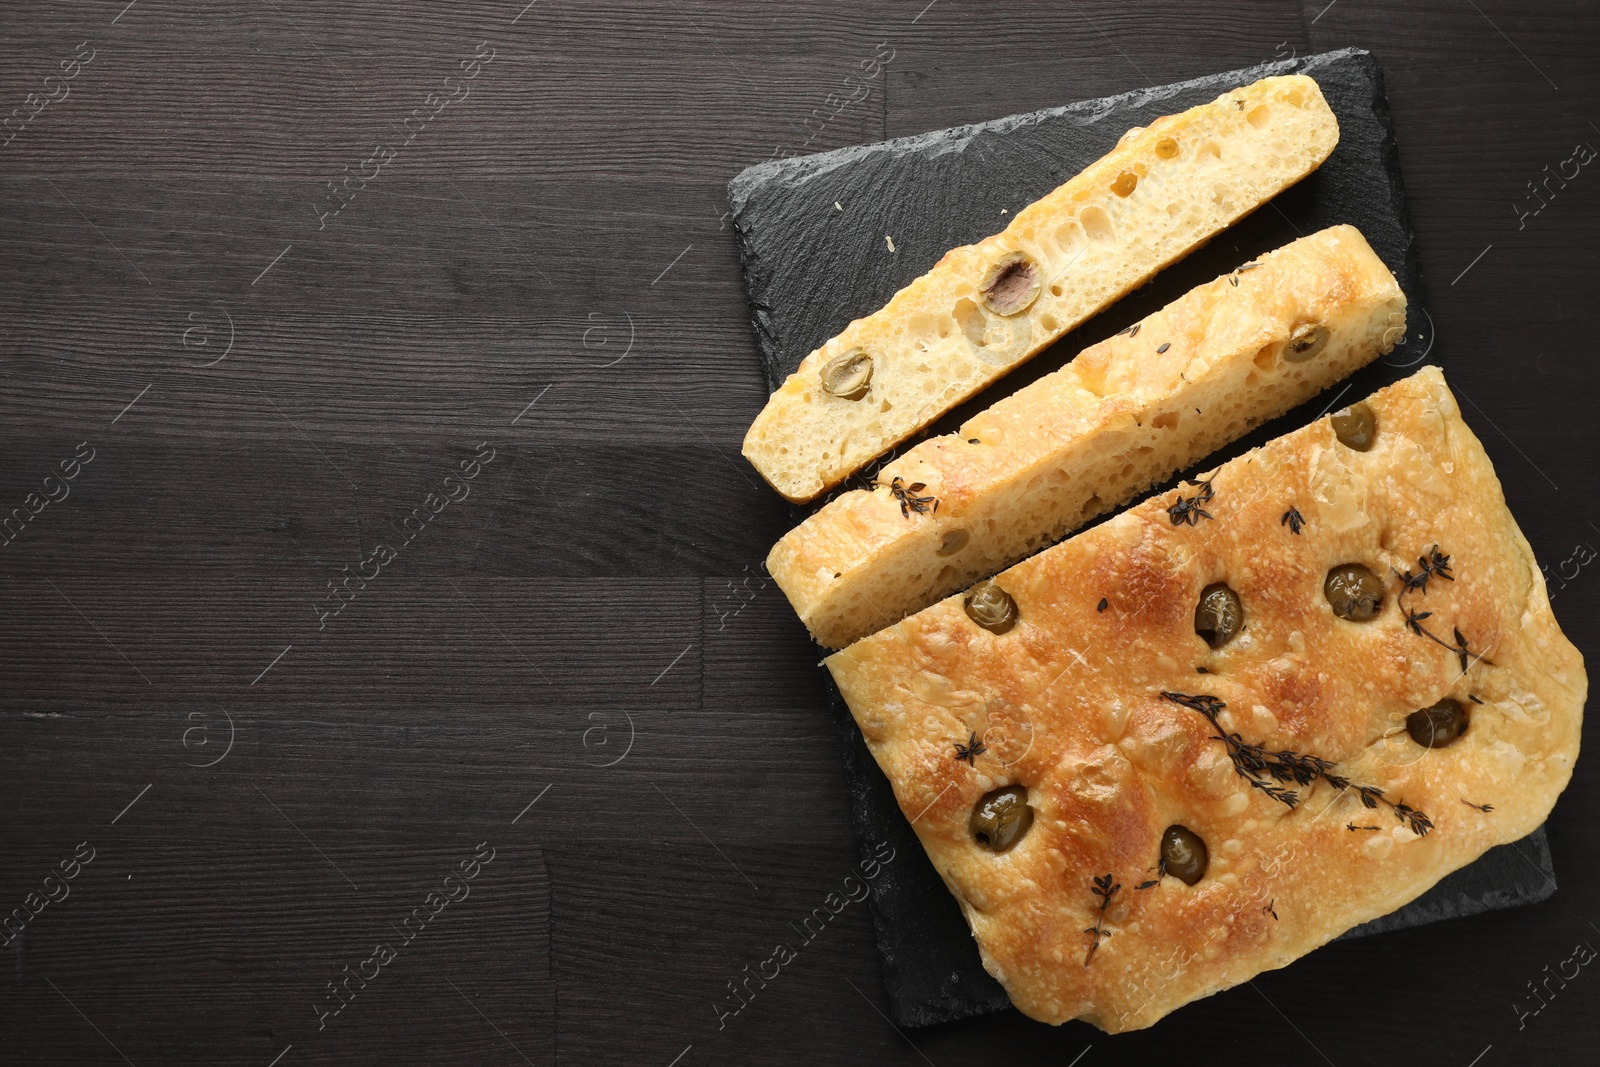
[826,367,1585,1031]
[770,225,1406,649]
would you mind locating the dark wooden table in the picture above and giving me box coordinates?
[1,2,1595,1064]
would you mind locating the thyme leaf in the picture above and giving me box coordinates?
[1166,477,1215,527]
[1395,545,1455,595]
[952,731,987,767]
[879,476,938,519]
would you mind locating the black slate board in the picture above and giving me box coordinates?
[729,47,1558,1028]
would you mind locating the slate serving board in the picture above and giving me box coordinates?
[728,47,1558,1029]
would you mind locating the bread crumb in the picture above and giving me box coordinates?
[835,201,842,210]
[886,235,896,252]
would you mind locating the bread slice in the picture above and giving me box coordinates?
[771,225,1406,649]
[826,366,1585,1032]
[743,73,1340,503]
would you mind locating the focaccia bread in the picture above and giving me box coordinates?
[826,366,1584,1032]
[743,73,1340,503]
[771,225,1405,649]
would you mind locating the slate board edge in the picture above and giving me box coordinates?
[729,47,1554,1029]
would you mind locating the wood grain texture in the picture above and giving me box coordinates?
[1,1,1597,1064]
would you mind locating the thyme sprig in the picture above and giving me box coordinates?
[1394,545,1476,673]
[880,476,937,518]
[1462,799,1495,813]
[1166,477,1214,527]
[952,731,987,767]
[1281,506,1305,534]
[1160,691,1433,835]
[1083,873,1120,965]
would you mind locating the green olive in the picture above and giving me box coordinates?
[1325,563,1385,621]
[1330,401,1377,451]
[1161,825,1208,885]
[964,580,1018,634]
[1406,698,1469,748]
[971,786,1033,853]
[979,251,1042,317]
[936,528,970,557]
[1194,582,1243,649]
[820,349,872,400]
[1284,322,1330,362]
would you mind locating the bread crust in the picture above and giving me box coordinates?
[826,367,1585,1031]
[771,225,1406,649]
[744,74,1340,502]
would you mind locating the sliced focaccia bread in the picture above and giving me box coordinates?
[771,225,1405,649]
[826,366,1585,1032]
[743,73,1340,503]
